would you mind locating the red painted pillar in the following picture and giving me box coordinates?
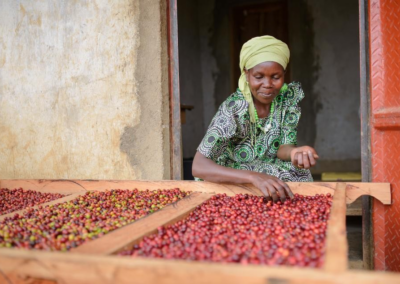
[369,0,400,271]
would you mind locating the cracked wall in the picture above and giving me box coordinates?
[0,0,170,180]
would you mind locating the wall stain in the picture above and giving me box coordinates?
[120,0,169,180]
[1,0,143,179]
[15,4,27,34]
[29,15,41,27]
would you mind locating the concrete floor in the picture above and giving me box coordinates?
[347,216,363,269]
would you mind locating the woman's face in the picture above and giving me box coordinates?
[245,61,285,106]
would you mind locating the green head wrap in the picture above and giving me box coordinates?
[238,35,290,123]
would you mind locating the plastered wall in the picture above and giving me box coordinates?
[0,0,170,180]
[306,0,361,169]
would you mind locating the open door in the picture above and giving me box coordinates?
[366,0,400,271]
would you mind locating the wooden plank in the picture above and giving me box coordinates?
[1,249,400,284]
[344,183,390,205]
[0,180,89,194]
[167,0,182,180]
[359,0,373,271]
[0,192,84,222]
[0,180,391,204]
[321,172,362,181]
[362,196,373,270]
[70,192,213,255]
[372,107,400,130]
[0,276,57,284]
[324,183,348,273]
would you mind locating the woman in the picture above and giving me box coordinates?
[192,36,318,202]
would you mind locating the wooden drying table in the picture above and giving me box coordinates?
[0,179,397,284]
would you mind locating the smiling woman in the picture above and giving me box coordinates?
[192,36,319,202]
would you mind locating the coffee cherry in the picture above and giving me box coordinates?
[0,188,189,251]
[121,193,332,268]
[0,188,65,215]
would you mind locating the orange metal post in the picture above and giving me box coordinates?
[369,0,400,271]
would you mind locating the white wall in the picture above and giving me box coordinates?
[0,0,170,179]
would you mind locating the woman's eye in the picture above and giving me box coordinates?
[273,77,280,80]
[255,76,262,79]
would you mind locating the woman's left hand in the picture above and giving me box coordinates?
[290,146,319,169]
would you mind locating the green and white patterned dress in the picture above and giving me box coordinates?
[197,82,313,182]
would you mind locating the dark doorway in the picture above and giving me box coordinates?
[177,0,361,182]
[175,0,362,266]
[231,1,290,90]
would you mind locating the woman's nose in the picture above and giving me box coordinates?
[262,78,273,88]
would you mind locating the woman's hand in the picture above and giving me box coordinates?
[193,152,293,202]
[290,146,319,169]
[249,172,294,202]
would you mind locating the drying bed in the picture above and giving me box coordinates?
[0,179,397,284]
[0,188,189,251]
[120,193,332,267]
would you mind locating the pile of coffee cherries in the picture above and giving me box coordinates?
[0,188,65,215]
[0,188,189,251]
[121,193,332,267]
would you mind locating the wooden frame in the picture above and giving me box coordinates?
[167,0,182,180]
[0,179,395,284]
[359,0,373,270]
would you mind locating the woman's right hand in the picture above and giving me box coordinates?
[193,152,294,203]
[249,172,294,202]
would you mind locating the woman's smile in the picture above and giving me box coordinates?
[245,61,285,107]
[258,92,274,98]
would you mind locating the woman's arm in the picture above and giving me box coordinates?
[277,144,319,169]
[192,151,294,202]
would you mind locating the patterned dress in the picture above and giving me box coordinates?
[197,82,313,182]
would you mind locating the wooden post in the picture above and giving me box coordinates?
[323,182,348,272]
[167,0,182,180]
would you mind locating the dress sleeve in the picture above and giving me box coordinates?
[197,98,239,160]
[280,83,305,145]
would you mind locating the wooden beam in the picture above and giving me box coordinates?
[0,249,400,284]
[324,183,348,273]
[0,180,89,194]
[0,180,391,205]
[359,0,374,270]
[0,192,85,222]
[167,0,182,180]
[70,192,213,255]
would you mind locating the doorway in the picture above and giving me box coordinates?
[177,0,361,178]
[175,0,362,267]
[231,1,290,90]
